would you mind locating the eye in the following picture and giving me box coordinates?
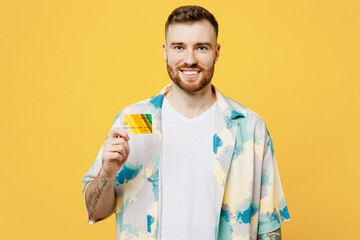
[198,46,207,51]
[174,46,183,50]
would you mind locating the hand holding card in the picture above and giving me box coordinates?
[100,127,130,178]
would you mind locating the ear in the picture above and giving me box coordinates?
[215,43,221,62]
[163,43,167,61]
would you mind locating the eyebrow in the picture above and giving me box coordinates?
[170,42,213,47]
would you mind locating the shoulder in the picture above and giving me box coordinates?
[222,94,267,129]
[223,95,273,148]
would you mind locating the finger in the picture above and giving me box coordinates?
[108,145,127,158]
[108,152,124,161]
[123,140,130,156]
[111,138,130,156]
[103,151,123,163]
[110,127,130,141]
[110,137,126,145]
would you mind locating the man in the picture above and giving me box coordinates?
[82,5,290,240]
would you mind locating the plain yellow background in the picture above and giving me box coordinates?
[1,0,359,239]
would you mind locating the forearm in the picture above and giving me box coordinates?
[85,170,116,222]
[258,228,281,240]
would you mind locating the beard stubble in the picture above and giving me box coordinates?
[166,63,215,93]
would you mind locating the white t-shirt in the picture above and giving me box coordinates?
[161,97,217,240]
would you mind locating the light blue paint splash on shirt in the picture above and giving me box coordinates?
[235,203,259,224]
[267,137,275,157]
[218,204,233,239]
[224,110,244,130]
[233,117,253,158]
[266,127,275,157]
[278,197,290,221]
[235,206,251,224]
[280,205,290,221]
[261,169,271,187]
[260,167,272,199]
[259,209,281,225]
[221,204,231,222]
[147,215,155,233]
[225,116,235,129]
[230,109,245,119]
[213,134,223,154]
[232,143,244,158]
[122,223,140,237]
[115,163,143,186]
[116,198,134,233]
[147,167,159,201]
[251,204,259,216]
[149,94,163,110]
[254,133,261,145]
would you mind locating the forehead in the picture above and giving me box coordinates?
[166,20,216,44]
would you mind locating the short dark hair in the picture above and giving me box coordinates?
[165,5,218,39]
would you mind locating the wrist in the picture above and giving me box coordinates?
[98,168,117,181]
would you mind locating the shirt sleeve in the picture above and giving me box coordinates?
[257,124,290,234]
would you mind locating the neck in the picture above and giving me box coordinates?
[165,83,216,118]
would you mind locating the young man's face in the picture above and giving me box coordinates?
[163,20,220,93]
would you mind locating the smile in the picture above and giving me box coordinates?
[180,69,201,78]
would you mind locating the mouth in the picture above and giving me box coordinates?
[180,69,201,79]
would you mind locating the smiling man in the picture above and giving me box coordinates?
[165,18,218,95]
[82,5,290,240]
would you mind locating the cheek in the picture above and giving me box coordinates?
[200,59,214,68]
[198,53,215,67]
[168,56,182,66]
[167,52,183,65]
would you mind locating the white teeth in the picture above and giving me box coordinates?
[183,71,198,75]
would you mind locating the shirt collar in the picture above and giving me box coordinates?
[149,83,245,120]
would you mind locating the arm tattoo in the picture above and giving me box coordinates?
[258,228,281,240]
[86,178,109,218]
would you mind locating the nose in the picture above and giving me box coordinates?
[183,50,198,66]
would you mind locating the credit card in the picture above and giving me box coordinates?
[121,114,152,134]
